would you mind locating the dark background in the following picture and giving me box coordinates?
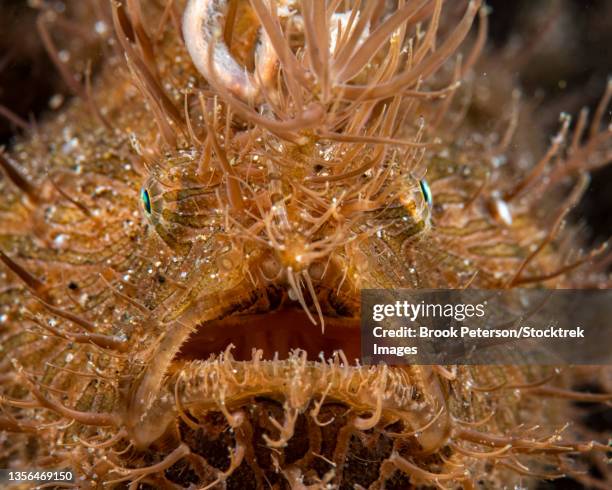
[487,0,612,249]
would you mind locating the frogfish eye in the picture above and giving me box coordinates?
[419,179,433,208]
[141,188,152,214]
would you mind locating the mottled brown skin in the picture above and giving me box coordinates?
[0,1,611,489]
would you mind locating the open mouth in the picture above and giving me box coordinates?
[173,286,361,363]
[175,307,361,362]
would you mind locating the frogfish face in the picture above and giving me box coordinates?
[0,0,610,488]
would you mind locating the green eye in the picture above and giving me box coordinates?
[141,188,152,214]
[419,179,432,207]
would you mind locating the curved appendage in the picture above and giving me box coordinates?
[183,0,279,102]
